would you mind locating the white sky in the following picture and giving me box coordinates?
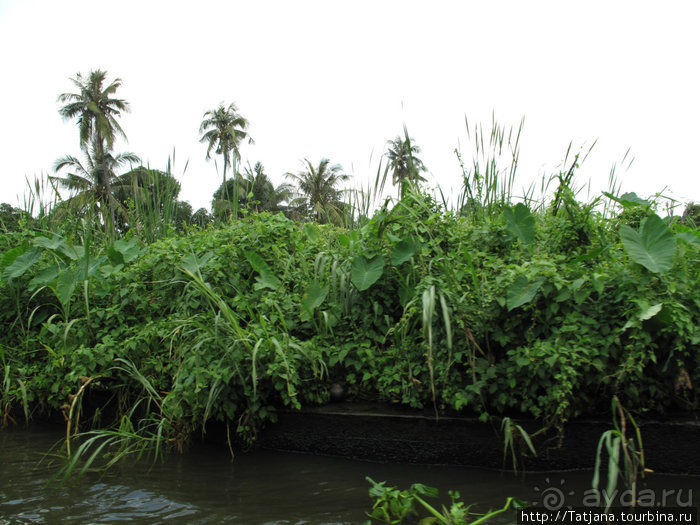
[1,0,699,213]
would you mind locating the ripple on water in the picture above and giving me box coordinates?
[2,425,699,525]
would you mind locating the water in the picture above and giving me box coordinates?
[1,424,698,524]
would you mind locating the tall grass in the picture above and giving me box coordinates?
[455,115,524,220]
[53,358,170,483]
[125,150,189,243]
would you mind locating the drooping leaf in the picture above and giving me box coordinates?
[301,281,329,320]
[112,238,141,263]
[391,238,417,266]
[245,251,281,291]
[244,251,267,273]
[504,203,535,245]
[1,245,30,273]
[639,302,663,321]
[351,255,384,291]
[303,223,318,241]
[1,248,41,281]
[54,267,78,308]
[33,234,66,251]
[181,251,214,276]
[675,231,700,246]
[507,275,544,311]
[571,245,609,264]
[604,191,650,209]
[33,235,81,261]
[28,265,60,290]
[619,214,676,274]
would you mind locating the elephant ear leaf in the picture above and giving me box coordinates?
[245,251,281,291]
[1,247,41,282]
[507,275,544,311]
[301,281,329,321]
[391,237,418,266]
[504,203,535,245]
[620,214,676,274]
[351,255,384,291]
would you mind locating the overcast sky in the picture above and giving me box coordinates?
[1,0,699,213]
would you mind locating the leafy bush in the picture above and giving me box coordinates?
[1,187,698,453]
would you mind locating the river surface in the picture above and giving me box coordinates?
[1,424,698,524]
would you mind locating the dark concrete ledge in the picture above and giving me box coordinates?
[256,403,700,475]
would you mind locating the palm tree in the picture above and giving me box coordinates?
[385,136,427,198]
[57,70,131,235]
[211,162,292,218]
[51,139,139,234]
[241,162,293,213]
[286,158,349,224]
[199,102,252,207]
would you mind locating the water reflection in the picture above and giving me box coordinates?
[0,424,697,524]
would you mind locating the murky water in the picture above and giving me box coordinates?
[1,424,697,524]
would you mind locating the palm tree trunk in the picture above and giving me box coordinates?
[222,154,229,218]
[94,138,116,239]
[132,171,142,237]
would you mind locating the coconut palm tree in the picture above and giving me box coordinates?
[285,158,349,224]
[51,139,139,234]
[241,162,293,213]
[199,102,252,207]
[211,162,292,218]
[385,136,427,198]
[57,70,131,235]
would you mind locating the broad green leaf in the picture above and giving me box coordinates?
[507,275,544,311]
[639,303,663,321]
[245,251,281,291]
[351,255,384,291]
[33,234,66,251]
[604,191,650,209]
[54,268,78,308]
[0,245,30,280]
[619,214,676,274]
[253,268,281,291]
[244,251,268,273]
[182,251,214,275]
[112,238,141,263]
[676,231,700,246]
[1,248,41,281]
[337,230,358,249]
[28,265,60,290]
[592,273,605,295]
[302,223,318,241]
[1,245,29,272]
[34,235,81,261]
[571,246,607,264]
[301,281,329,320]
[503,203,535,245]
[391,238,417,266]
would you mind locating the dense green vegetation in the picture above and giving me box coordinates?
[1,69,698,462]
[2,186,699,442]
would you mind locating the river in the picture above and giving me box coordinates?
[1,424,697,524]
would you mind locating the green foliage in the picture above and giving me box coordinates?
[620,214,676,274]
[503,203,535,245]
[506,275,544,311]
[1,172,699,472]
[592,397,647,511]
[351,255,385,291]
[0,203,31,233]
[364,477,520,525]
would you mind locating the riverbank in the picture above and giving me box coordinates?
[252,403,700,475]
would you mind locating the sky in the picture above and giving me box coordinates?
[1,0,699,214]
